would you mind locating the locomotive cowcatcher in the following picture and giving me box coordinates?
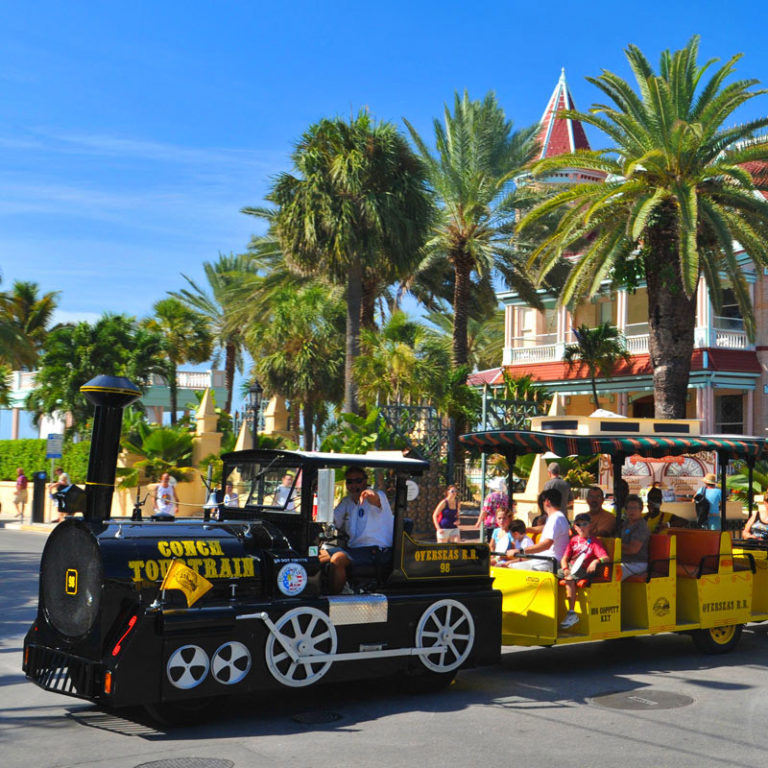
[23,375,501,716]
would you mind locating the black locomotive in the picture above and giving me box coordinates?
[23,375,501,716]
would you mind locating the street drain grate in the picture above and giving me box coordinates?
[590,690,694,710]
[292,710,343,724]
[135,760,234,768]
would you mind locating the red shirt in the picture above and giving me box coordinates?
[563,535,608,570]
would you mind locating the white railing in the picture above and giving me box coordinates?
[715,330,748,349]
[625,334,649,355]
[507,344,559,364]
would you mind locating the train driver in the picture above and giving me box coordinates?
[319,467,394,594]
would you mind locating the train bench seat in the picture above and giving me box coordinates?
[671,529,720,578]
[624,534,674,583]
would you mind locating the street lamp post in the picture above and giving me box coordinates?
[248,380,263,448]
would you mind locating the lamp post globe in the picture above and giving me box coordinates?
[248,380,263,447]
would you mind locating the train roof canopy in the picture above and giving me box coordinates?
[459,430,767,460]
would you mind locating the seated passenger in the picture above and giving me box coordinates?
[586,486,616,537]
[559,514,610,629]
[272,473,296,511]
[490,514,533,566]
[742,497,768,542]
[620,494,650,581]
[503,489,569,572]
[319,467,393,594]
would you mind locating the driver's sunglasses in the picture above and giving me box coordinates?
[346,477,366,486]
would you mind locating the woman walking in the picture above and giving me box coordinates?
[433,485,461,543]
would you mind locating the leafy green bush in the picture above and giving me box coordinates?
[0,439,91,483]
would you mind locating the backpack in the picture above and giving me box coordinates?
[693,490,710,527]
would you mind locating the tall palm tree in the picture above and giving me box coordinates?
[257,111,433,414]
[142,298,213,425]
[252,285,345,449]
[404,91,541,370]
[170,253,255,414]
[519,37,768,418]
[563,323,632,410]
[0,281,59,369]
[424,307,505,373]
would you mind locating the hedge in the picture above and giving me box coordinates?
[0,439,91,484]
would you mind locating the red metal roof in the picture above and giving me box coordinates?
[536,69,592,159]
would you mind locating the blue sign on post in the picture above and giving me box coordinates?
[46,434,63,460]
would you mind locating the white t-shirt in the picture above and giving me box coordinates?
[155,484,176,517]
[334,491,394,548]
[273,484,295,511]
[539,510,570,561]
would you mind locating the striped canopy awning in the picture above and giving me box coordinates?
[459,430,767,460]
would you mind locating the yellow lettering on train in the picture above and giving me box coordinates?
[128,560,144,580]
[208,540,225,556]
[170,541,184,557]
[186,558,203,574]
[218,559,233,578]
[197,541,210,556]
[157,541,172,557]
[183,540,198,557]
[203,558,218,578]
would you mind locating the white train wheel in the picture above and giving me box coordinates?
[416,599,475,673]
[167,645,210,689]
[265,607,337,688]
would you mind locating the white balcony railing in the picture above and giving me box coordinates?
[507,344,559,364]
[9,370,225,395]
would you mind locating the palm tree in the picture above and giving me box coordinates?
[519,37,768,418]
[563,323,632,410]
[258,111,433,414]
[404,91,541,371]
[170,253,255,414]
[252,284,345,449]
[353,311,448,407]
[424,307,505,373]
[0,281,59,369]
[142,298,213,425]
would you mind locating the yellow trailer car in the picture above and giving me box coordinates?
[460,427,767,654]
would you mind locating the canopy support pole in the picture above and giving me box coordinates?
[612,452,627,531]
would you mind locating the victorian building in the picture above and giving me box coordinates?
[470,70,766,437]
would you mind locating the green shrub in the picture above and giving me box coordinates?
[0,439,91,484]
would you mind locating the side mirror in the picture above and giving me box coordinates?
[315,469,336,524]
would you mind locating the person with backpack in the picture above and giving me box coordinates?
[14,467,28,518]
[695,473,722,530]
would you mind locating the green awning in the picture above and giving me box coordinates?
[459,430,767,460]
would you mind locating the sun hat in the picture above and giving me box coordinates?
[703,473,717,485]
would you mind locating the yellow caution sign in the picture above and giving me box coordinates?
[159,559,213,607]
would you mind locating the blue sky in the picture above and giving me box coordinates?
[2,2,767,341]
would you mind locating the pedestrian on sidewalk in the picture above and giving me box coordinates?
[14,467,29,519]
[433,485,461,543]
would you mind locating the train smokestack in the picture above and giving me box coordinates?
[80,375,141,521]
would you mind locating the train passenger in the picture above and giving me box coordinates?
[504,488,569,572]
[272,473,295,511]
[585,486,616,537]
[224,482,240,507]
[432,485,461,543]
[742,497,768,542]
[559,514,610,629]
[490,514,532,566]
[319,467,394,594]
[153,473,179,520]
[695,473,722,531]
[477,478,508,540]
[620,494,650,581]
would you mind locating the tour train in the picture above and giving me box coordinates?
[22,376,768,721]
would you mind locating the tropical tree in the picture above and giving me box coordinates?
[142,298,213,425]
[119,422,195,485]
[404,91,541,371]
[563,323,632,410]
[170,253,256,414]
[0,280,59,369]
[519,37,768,418]
[28,314,167,434]
[424,307,505,373]
[353,311,448,407]
[255,111,433,414]
[251,284,345,449]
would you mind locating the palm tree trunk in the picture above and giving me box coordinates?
[645,232,697,419]
[344,256,363,414]
[360,275,379,331]
[168,361,178,426]
[224,342,236,414]
[591,375,600,411]
[302,399,314,451]
[452,253,472,368]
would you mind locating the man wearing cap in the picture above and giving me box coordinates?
[543,462,573,514]
[696,473,722,531]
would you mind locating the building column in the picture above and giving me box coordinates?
[697,386,714,433]
[746,389,755,437]
[503,305,515,366]
[617,392,628,416]
[696,276,713,348]
[616,290,627,333]
[11,407,20,440]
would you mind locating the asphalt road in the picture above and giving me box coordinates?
[3,527,768,768]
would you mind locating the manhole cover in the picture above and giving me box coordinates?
[292,710,343,724]
[135,760,234,768]
[590,690,694,710]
